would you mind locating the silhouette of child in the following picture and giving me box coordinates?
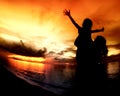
[63,9,104,63]
[94,35,108,80]
[94,35,108,64]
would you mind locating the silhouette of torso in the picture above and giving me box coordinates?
[74,27,93,48]
[74,27,96,84]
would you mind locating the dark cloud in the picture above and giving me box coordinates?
[65,47,76,54]
[108,43,120,49]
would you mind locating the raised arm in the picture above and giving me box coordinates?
[63,9,80,29]
[91,27,104,33]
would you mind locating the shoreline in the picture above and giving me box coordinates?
[0,64,60,96]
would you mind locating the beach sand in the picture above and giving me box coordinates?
[0,64,60,96]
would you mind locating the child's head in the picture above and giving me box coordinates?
[94,35,106,46]
[94,36,108,56]
[82,18,92,29]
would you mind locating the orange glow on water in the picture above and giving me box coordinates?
[8,58,45,73]
[8,54,45,63]
[7,54,46,73]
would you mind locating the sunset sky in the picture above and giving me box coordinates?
[0,0,120,58]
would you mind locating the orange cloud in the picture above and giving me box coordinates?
[0,0,120,57]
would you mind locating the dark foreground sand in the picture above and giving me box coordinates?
[0,64,60,96]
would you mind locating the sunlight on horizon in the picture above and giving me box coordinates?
[108,47,120,56]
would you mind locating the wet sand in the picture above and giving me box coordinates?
[0,64,60,96]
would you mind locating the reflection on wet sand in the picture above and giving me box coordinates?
[107,61,120,78]
[6,61,76,95]
[0,48,120,95]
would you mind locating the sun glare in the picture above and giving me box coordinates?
[108,47,120,56]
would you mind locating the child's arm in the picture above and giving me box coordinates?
[63,9,80,29]
[91,27,104,33]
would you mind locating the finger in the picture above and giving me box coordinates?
[69,10,70,12]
